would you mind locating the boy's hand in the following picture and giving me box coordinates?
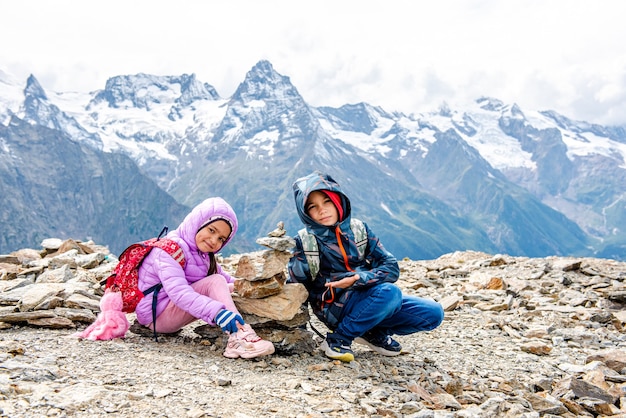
[326,275,359,289]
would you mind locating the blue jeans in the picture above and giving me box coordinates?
[334,282,444,342]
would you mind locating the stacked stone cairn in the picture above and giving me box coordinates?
[195,221,317,354]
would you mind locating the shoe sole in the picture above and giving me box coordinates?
[354,337,402,356]
[223,343,275,359]
[320,340,354,362]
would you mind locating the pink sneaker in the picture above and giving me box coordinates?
[223,324,275,359]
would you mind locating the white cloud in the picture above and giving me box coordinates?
[1,0,626,125]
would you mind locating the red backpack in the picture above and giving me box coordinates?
[78,228,186,342]
[105,234,186,313]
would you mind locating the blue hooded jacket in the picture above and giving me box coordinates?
[287,171,400,327]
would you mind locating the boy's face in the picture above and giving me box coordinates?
[306,191,339,226]
[195,220,231,253]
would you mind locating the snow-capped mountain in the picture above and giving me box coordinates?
[0,116,190,255]
[1,60,625,260]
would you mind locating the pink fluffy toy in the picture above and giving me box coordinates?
[74,291,130,340]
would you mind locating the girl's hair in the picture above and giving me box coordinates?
[208,252,217,275]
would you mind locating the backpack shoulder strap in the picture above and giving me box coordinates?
[350,218,368,259]
[298,220,368,279]
[144,238,186,268]
[298,228,320,279]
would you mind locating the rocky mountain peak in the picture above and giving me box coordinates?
[476,96,506,112]
[214,60,318,150]
[175,73,220,106]
[20,75,103,150]
[317,102,388,135]
[89,73,219,112]
[231,59,301,103]
[24,74,47,100]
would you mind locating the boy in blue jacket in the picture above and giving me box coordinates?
[288,171,444,362]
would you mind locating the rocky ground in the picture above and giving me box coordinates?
[2,243,626,417]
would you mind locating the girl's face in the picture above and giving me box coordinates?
[195,220,231,253]
[306,191,339,226]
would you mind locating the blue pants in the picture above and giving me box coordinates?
[334,282,444,342]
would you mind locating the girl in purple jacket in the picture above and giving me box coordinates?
[134,197,274,359]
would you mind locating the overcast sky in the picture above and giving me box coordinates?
[2,0,625,125]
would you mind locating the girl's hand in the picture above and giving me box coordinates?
[215,309,244,333]
[325,275,359,289]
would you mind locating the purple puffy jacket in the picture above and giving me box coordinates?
[135,197,238,327]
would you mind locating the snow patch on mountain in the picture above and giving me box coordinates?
[48,87,228,161]
[464,110,536,171]
[243,129,279,158]
[568,131,626,168]
[525,108,626,167]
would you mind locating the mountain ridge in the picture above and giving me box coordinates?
[1,60,625,260]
